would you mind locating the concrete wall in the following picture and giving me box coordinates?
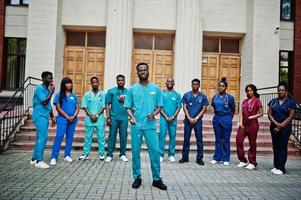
[279,21,294,51]
[5,6,28,37]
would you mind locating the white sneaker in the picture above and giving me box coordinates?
[169,156,176,163]
[246,163,256,170]
[223,162,230,166]
[99,155,105,161]
[105,156,113,163]
[35,161,50,169]
[64,156,73,163]
[160,157,163,163]
[273,169,284,175]
[30,160,37,166]
[237,162,248,168]
[210,160,218,164]
[120,155,128,162]
[271,168,277,173]
[50,158,56,166]
[78,155,89,160]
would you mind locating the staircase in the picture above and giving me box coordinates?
[10,110,301,156]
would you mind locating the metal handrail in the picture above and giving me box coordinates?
[0,76,42,153]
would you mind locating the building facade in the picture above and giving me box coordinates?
[0,0,299,104]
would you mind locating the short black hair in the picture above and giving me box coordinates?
[278,81,288,90]
[116,74,125,80]
[41,71,52,79]
[191,78,200,84]
[90,76,99,82]
[136,62,149,70]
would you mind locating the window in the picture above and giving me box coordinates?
[281,0,293,21]
[203,37,240,54]
[65,31,106,47]
[203,37,219,52]
[133,34,174,50]
[7,0,30,5]
[221,39,240,53]
[4,38,26,89]
[279,51,292,84]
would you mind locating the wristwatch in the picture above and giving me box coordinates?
[96,114,99,118]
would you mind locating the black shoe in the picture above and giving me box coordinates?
[132,178,142,189]
[178,158,189,163]
[196,159,204,165]
[152,179,167,190]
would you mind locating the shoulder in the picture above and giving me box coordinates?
[83,90,91,97]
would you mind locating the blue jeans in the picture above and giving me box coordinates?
[32,119,49,161]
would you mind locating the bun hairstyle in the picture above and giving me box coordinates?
[219,77,228,87]
[245,84,260,98]
[278,81,288,90]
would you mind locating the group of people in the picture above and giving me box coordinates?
[30,62,297,191]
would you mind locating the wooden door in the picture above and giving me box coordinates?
[131,49,153,84]
[153,51,174,88]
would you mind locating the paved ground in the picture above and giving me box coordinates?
[0,150,300,200]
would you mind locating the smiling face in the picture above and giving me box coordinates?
[166,78,174,90]
[218,82,227,93]
[278,85,287,99]
[137,64,149,81]
[65,82,73,91]
[246,86,254,98]
[91,78,99,90]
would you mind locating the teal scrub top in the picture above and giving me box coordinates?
[105,87,128,121]
[32,83,52,122]
[160,89,182,125]
[81,90,106,126]
[124,82,163,130]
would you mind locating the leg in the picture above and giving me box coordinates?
[247,125,259,166]
[159,120,168,157]
[34,120,49,161]
[107,119,119,157]
[119,119,129,157]
[236,127,248,163]
[277,127,291,173]
[82,126,94,156]
[212,117,222,161]
[96,125,106,156]
[271,128,280,169]
[131,125,143,179]
[182,122,193,159]
[168,124,177,157]
[194,121,204,161]
[64,119,78,157]
[222,119,232,162]
[144,129,161,181]
[51,120,68,159]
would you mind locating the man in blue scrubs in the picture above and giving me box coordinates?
[159,77,181,163]
[105,74,129,162]
[124,62,167,190]
[31,71,56,169]
[79,76,106,161]
[179,78,208,165]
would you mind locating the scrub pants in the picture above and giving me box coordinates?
[107,119,128,157]
[131,125,161,181]
[236,122,259,166]
[182,120,203,160]
[212,114,232,162]
[83,125,105,156]
[51,118,78,159]
[159,119,177,157]
[32,119,49,161]
[271,125,291,173]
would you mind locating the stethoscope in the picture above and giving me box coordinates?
[189,95,203,106]
[213,93,229,108]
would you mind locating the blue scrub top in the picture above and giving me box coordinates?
[211,93,235,115]
[124,82,163,130]
[32,83,52,122]
[105,87,128,121]
[53,92,78,122]
[81,90,106,126]
[182,91,209,120]
[268,98,297,123]
[160,89,182,125]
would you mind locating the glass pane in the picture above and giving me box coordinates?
[279,67,288,83]
[154,35,173,50]
[8,38,18,54]
[19,39,26,55]
[87,32,106,47]
[10,0,20,5]
[221,39,240,53]
[280,51,289,67]
[66,32,86,46]
[203,37,219,52]
[281,0,292,20]
[22,0,31,4]
[5,55,17,88]
[134,35,153,49]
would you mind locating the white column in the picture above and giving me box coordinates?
[104,0,133,90]
[174,0,202,94]
[25,0,63,87]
